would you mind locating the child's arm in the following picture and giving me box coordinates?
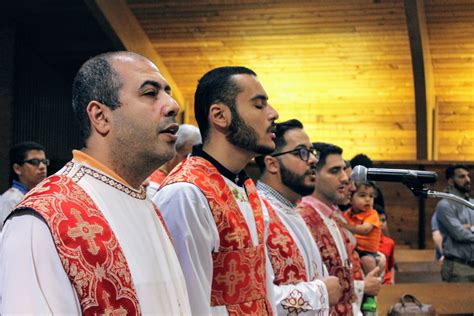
[336,217,374,235]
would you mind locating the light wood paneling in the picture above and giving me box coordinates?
[426,0,474,160]
[123,0,473,161]
[128,0,416,160]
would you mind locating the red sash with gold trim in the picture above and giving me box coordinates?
[299,202,354,316]
[16,175,140,315]
[161,156,272,315]
[263,199,308,285]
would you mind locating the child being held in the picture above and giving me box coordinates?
[339,181,382,312]
[341,181,382,274]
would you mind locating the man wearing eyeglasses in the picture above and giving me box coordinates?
[255,119,342,315]
[0,141,48,231]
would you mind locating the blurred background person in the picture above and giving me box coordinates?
[147,123,201,197]
[0,141,48,231]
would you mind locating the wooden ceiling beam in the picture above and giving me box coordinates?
[404,0,436,160]
[85,0,185,108]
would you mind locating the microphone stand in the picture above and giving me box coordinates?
[404,181,474,210]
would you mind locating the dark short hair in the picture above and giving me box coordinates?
[194,66,256,143]
[10,141,46,181]
[354,181,378,196]
[255,119,303,172]
[313,142,343,170]
[350,153,373,168]
[72,52,124,144]
[445,164,469,180]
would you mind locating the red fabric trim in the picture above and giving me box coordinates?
[298,202,354,316]
[18,175,140,315]
[162,157,272,315]
[263,199,308,285]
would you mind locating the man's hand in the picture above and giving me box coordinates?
[363,266,382,296]
[323,276,342,306]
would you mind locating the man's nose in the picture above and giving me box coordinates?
[340,170,349,183]
[267,103,279,121]
[163,94,180,118]
[307,152,318,165]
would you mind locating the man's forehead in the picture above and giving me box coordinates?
[26,149,45,157]
[324,154,344,168]
[233,74,266,95]
[455,168,470,176]
[283,128,310,148]
[111,55,164,80]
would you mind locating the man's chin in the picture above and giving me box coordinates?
[254,143,275,156]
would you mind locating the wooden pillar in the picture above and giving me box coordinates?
[404,0,436,161]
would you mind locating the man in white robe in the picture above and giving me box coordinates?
[255,119,342,315]
[153,66,279,315]
[0,51,191,315]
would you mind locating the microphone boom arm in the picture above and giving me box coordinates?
[426,190,474,210]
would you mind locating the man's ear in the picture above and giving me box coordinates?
[447,178,454,186]
[208,103,231,131]
[86,101,112,136]
[13,163,23,176]
[264,155,279,175]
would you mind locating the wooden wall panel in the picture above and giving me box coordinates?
[129,0,416,160]
[425,0,474,160]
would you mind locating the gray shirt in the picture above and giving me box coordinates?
[436,188,474,262]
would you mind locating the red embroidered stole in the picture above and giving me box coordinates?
[263,199,308,285]
[17,175,140,315]
[161,156,272,315]
[298,201,354,316]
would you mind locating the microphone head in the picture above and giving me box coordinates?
[352,165,367,183]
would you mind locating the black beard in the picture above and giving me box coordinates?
[280,160,315,197]
[226,106,274,155]
[454,181,471,194]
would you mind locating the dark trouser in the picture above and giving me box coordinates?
[441,258,474,282]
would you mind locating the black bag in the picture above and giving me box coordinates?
[388,294,437,316]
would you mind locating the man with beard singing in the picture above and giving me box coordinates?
[153,66,279,315]
[255,119,342,315]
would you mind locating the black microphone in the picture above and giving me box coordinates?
[352,165,437,184]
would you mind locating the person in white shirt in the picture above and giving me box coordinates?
[0,141,48,231]
[0,51,191,315]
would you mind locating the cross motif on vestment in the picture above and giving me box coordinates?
[67,209,103,255]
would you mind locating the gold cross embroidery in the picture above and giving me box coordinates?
[102,292,127,316]
[214,259,246,296]
[67,209,103,255]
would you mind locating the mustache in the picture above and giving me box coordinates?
[267,122,277,133]
[306,166,317,176]
[156,118,177,134]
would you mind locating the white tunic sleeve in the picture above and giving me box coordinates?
[265,251,329,315]
[0,211,80,314]
[152,182,224,316]
[260,203,329,315]
[352,280,365,316]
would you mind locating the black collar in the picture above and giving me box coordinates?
[192,145,249,186]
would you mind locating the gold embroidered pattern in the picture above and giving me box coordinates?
[67,209,104,255]
[72,166,146,199]
[281,289,313,315]
[231,187,247,203]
